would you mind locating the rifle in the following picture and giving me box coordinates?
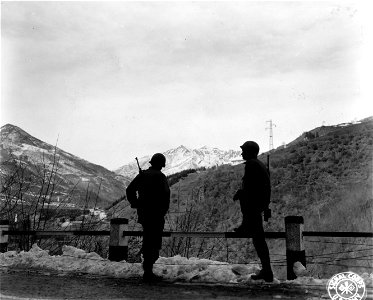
[264,154,272,222]
[135,157,142,174]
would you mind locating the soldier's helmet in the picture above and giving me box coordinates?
[149,153,166,167]
[240,141,260,156]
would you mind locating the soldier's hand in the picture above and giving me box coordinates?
[233,190,242,201]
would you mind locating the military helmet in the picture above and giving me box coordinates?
[149,153,166,167]
[240,141,260,155]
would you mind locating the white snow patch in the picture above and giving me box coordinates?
[293,261,309,277]
[1,244,372,287]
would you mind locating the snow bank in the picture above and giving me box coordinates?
[0,244,142,278]
[0,244,259,283]
[1,244,372,287]
[155,256,263,283]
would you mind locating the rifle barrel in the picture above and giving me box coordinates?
[135,157,142,173]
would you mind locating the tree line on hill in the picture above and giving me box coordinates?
[156,119,373,278]
[1,119,372,278]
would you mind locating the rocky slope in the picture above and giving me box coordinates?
[0,124,127,208]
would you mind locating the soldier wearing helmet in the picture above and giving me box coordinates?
[126,153,170,282]
[149,153,166,168]
[233,141,273,282]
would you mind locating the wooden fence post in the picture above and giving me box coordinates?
[108,218,128,262]
[0,220,9,253]
[285,216,306,280]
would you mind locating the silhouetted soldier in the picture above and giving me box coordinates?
[126,153,170,282]
[233,141,273,282]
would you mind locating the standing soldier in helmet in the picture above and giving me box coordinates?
[233,141,273,282]
[126,153,170,282]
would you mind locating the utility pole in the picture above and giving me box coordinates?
[266,120,276,151]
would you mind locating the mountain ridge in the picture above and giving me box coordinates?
[0,123,127,208]
[1,116,371,208]
[114,144,242,179]
[159,118,373,278]
[1,118,371,279]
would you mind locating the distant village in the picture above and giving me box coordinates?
[0,194,108,230]
[58,207,107,229]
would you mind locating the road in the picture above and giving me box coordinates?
[0,267,337,300]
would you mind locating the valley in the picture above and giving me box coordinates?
[0,117,372,279]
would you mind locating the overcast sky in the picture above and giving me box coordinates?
[1,1,372,170]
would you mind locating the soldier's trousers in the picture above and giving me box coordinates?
[142,217,165,273]
[242,210,272,272]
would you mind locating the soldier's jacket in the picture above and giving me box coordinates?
[240,158,271,213]
[126,167,170,221]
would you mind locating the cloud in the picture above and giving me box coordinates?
[1,1,366,168]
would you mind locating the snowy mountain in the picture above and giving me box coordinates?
[114,145,242,178]
[0,124,127,207]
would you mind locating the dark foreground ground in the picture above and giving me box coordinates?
[0,267,367,300]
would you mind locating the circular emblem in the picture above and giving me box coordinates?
[327,272,366,300]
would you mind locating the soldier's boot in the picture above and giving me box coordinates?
[142,260,163,283]
[143,271,163,283]
[252,236,273,282]
[251,258,273,282]
[251,268,273,282]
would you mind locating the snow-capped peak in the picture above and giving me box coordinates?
[114,145,241,178]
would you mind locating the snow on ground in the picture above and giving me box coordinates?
[1,244,372,288]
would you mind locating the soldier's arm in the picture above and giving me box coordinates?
[161,176,171,215]
[126,175,141,208]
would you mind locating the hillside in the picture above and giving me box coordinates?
[146,118,373,279]
[165,118,372,226]
[0,124,127,209]
[2,119,372,279]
